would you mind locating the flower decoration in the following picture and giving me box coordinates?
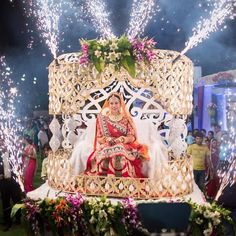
[212,72,234,82]
[12,196,234,236]
[23,198,41,235]
[189,200,233,236]
[79,36,157,77]
[122,198,142,231]
[12,195,144,236]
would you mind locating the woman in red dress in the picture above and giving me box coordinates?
[22,135,37,193]
[85,92,149,178]
[205,138,220,199]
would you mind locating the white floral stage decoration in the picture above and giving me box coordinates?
[46,36,194,199]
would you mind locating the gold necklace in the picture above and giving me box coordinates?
[108,113,123,122]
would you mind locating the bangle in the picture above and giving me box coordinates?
[105,137,112,143]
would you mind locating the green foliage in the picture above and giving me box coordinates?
[117,35,132,51]
[121,56,136,78]
[80,36,137,77]
[11,203,25,218]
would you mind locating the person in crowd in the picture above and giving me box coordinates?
[186,116,193,132]
[187,132,211,191]
[205,137,210,148]
[31,119,40,151]
[205,138,220,199]
[201,129,207,144]
[38,125,49,159]
[0,139,22,231]
[23,121,35,141]
[193,128,199,137]
[201,129,206,136]
[41,144,51,181]
[186,130,195,145]
[213,124,223,145]
[22,135,37,193]
[43,120,51,140]
[85,92,150,177]
[207,130,214,142]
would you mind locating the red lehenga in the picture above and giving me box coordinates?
[205,144,220,199]
[22,144,37,193]
[85,114,149,178]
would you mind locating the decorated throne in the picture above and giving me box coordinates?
[46,46,194,199]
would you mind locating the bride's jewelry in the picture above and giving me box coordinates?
[120,136,125,143]
[108,113,123,122]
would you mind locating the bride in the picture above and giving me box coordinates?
[70,92,168,178]
[87,92,150,177]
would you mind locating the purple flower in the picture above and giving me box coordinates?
[79,56,89,65]
[131,37,157,62]
[122,198,140,229]
[24,199,40,235]
[80,43,90,65]
[146,50,156,61]
[81,43,89,54]
[146,38,156,47]
[66,193,84,207]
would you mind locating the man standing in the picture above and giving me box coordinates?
[187,132,211,192]
[0,139,22,231]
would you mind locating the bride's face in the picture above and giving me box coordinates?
[108,96,121,114]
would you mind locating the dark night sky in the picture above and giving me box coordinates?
[0,0,236,115]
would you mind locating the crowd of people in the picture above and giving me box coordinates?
[186,124,233,200]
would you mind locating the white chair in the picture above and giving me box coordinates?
[69,118,168,179]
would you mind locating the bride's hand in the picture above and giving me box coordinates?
[115,136,125,144]
[109,138,116,146]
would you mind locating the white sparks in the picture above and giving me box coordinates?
[23,0,63,58]
[181,0,235,55]
[0,56,24,191]
[10,87,18,94]
[126,0,159,39]
[215,89,236,200]
[82,0,115,39]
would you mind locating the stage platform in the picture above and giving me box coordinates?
[27,181,206,205]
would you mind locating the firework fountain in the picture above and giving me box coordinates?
[173,0,235,63]
[126,0,159,40]
[0,56,24,191]
[81,0,115,39]
[22,0,63,58]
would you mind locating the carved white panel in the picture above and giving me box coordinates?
[59,81,188,157]
[49,117,61,152]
